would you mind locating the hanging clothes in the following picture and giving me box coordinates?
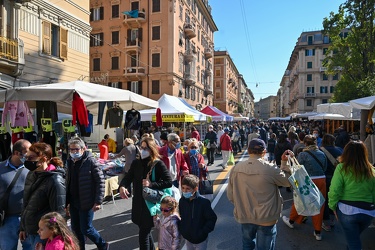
[42,130,57,157]
[36,101,58,129]
[72,92,89,127]
[125,109,141,130]
[82,111,94,137]
[104,106,123,129]
[0,131,11,161]
[2,101,34,127]
[97,101,114,125]
[23,121,38,143]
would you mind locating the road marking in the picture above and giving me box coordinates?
[211,151,248,209]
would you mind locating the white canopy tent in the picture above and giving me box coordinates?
[317,102,361,119]
[349,96,375,141]
[308,113,348,120]
[0,81,158,114]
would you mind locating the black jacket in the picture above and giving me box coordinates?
[66,151,105,211]
[20,167,66,234]
[178,193,217,244]
[120,158,172,228]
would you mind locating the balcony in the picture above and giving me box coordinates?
[184,73,196,86]
[228,78,234,84]
[204,88,213,96]
[184,23,196,39]
[125,39,142,54]
[184,50,195,63]
[305,93,316,98]
[204,47,213,59]
[123,11,146,27]
[320,67,327,72]
[0,36,25,76]
[124,67,146,78]
[204,68,212,77]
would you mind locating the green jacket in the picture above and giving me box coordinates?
[328,163,375,211]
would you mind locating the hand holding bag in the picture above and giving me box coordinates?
[287,156,325,216]
[199,172,214,201]
[227,152,235,165]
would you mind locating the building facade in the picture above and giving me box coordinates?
[0,0,91,88]
[238,74,254,118]
[280,30,340,114]
[254,95,277,120]
[89,0,217,109]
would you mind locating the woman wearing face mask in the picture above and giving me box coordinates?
[183,141,207,180]
[119,137,172,250]
[19,142,66,250]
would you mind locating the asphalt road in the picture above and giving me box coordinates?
[72,151,375,250]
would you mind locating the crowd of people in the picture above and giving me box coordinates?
[0,118,373,250]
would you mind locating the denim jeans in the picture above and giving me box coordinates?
[241,223,277,250]
[337,208,373,250]
[70,205,106,250]
[268,153,275,162]
[0,215,26,250]
[186,238,208,250]
[22,233,44,250]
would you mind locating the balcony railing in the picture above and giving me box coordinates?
[125,39,142,53]
[184,73,196,86]
[184,23,196,39]
[123,11,146,26]
[184,50,195,63]
[305,93,316,97]
[0,36,19,61]
[0,36,25,76]
[124,67,146,77]
[204,48,213,59]
[320,67,327,72]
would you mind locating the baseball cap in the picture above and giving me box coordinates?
[224,128,229,133]
[249,139,266,151]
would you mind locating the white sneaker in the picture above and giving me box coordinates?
[314,232,322,241]
[282,216,294,229]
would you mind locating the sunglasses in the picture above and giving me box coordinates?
[160,207,172,213]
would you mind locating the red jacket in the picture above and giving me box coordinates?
[159,145,189,181]
[220,133,232,151]
[183,152,207,179]
[191,131,200,141]
[72,92,89,127]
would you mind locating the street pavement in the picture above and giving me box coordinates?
[70,150,374,250]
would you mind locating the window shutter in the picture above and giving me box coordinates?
[90,8,93,21]
[42,21,51,54]
[138,28,143,41]
[127,81,131,91]
[127,29,131,45]
[118,82,122,89]
[100,7,104,20]
[138,81,142,95]
[60,28,68,60]
[108,82,112,87]
[100,33,104,46]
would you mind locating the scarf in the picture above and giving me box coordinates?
[189,152,199,177]
[303,145,319,151]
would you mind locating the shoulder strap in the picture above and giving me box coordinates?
[305,150,324,169]
[0,168,24,209]
[320,147,338,166]
[146,160,160,182]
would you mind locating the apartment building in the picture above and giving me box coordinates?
[280,30,340,114]
[213,50,241,115]
[89,0,217,109]
[254,95,277,120]
[0,0,91,88]
[238,74,255,118]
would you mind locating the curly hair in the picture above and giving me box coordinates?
[161,196,179,214]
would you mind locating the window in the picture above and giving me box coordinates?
[179,54,183,73]
[323,48,328,55]
[90,33,103,46]
[330,86,335,93]
[152,53,160,67]
[333,73,339,80]
[307,74,312,81]
[307,86,314,93]
[42,21,67,59]
[112,31,119,44]
[112,5,119,18]
[185,86,190,99]
[215,80,220,88]
[179,4,183,20]
[127,81,142,95]
[215,68,221,77]
[322,99,328,104]
[322,74,328,80]
[197,69,200,82]
[111,57,119,70]
[306,99,313,106]
[320,86,328,93]
[152,80,160,94]
[305,49,315,56]
[108,82,122,89]
[90,7,104,21]
[130,54,138,67]
[308,36,313,45]
[323,36,330,44]
[131,1,139,10]
[93,58,100,71]
[152,26,160,40]
[307,62,312,69]
[152,0,160,12]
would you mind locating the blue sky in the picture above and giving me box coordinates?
[210,0,344,101]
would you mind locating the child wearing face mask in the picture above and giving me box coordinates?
[153,196,181,250]
[178,174,217,249]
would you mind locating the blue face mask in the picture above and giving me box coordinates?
[20,154,26,164]
[70,152,83,159]
[182,191,193,199]
[175,142,181,150]
[183,146,188,152]
[190,149,197,155]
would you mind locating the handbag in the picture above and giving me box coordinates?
[320,147,339,167]
[288,156,325,216]
[199,172,213,201]
[227,152,235,165]
[0,168,24,227]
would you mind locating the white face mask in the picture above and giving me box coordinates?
[140,149,150,159]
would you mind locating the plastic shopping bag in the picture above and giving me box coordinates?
[288,156,325,216]
[227,152,235,165]
[201,145,207,155]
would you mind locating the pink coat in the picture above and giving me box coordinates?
[2,101,34,127]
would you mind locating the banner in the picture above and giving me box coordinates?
[152,114,194,122]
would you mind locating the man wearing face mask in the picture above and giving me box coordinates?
[65,137,109,250]
[159,133,189,188]
[313,129,322,147]
[0,139,31,250]
[204,125,217,166]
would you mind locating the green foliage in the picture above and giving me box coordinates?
[237,103,244,114]
[323,0,375,102]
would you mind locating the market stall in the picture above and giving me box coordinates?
[200,106,234,122]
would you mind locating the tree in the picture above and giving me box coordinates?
[236,103,244,114]
[323,0,375,102]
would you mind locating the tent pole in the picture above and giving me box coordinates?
[360,109,368,141]
[184,122,186,141]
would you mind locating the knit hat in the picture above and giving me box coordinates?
[249,139,266,151]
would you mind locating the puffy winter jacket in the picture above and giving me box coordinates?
[20,167,66,234]
[154,213,181,250]
[66,151,105,211]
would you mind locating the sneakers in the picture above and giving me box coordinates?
[222,164,227,169]
[282,216,294,229]
[322,222,332,232]
[314,232,322,241]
